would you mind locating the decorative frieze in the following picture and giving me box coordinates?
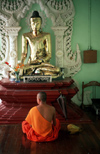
[23,75,52,83]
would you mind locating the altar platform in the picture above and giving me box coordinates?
[0,77,78,105]
[0,77,92,124]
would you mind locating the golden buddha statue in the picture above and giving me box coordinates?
[20,11,61,78]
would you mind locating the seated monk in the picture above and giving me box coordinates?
[22,92,61,142]
[20,11,62,79]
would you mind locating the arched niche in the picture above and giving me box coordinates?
[0,0,82,78]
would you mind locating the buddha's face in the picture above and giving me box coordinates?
[30,17,41,31]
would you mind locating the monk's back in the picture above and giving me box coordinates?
[37,104,55,123]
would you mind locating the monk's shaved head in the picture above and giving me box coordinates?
[37,92,47,102]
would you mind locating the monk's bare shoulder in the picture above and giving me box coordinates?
[49,105,56,113]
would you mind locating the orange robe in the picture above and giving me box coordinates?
[22,106,61,142]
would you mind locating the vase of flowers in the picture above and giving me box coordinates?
[5,62,24,82]
[15,71,20,83]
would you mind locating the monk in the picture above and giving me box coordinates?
[22,92,61,142]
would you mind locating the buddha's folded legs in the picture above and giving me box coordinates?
[20,62,62,78]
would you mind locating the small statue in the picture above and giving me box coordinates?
[20,11,62,78]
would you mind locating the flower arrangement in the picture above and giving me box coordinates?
[5,62,24,82]
[5,62,24,73]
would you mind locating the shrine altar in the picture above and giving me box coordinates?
[0,77,78,107]
[0,78,92,124]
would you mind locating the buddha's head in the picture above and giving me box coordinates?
[30,11,42,32]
